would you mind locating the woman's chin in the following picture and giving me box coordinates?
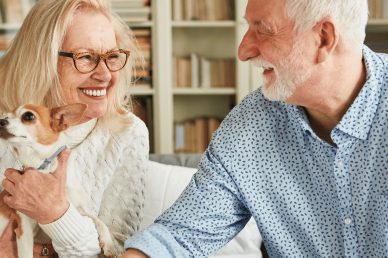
[77,109,107,124]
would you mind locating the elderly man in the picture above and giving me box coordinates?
[123,0,384,257]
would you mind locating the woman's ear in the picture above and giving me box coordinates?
[314,17,339,64]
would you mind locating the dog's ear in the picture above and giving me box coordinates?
[51,103,88,132]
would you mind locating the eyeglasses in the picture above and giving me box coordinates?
[58,49,131,73]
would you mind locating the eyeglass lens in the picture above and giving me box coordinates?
[76,51,127,72]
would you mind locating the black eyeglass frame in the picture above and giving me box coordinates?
[58,49,131,74]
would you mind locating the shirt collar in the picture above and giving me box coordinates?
[334,45,383,140]
[291,45,383,141]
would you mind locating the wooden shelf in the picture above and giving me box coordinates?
[368,19,388,25]
[127,21,153,28]
[172,21,235,27]
[173,88,236,95]
[131,86,154,96]
[0,23,22,30]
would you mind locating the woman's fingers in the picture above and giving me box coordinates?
[2,168,21,195]
[4,168,22,182]
[1,166,70,224]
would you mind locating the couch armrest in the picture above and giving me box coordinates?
[149,154,203,168]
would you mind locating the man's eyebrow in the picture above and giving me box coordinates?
[243,16,273,32]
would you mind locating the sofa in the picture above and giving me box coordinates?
[140,154,264,258]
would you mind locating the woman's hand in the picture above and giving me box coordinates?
[2,148,71,224]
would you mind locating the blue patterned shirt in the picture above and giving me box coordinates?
[125,46,388,257]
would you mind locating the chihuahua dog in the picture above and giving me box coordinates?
[0,103,115,258]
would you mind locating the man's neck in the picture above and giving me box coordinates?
[288,54,367,146]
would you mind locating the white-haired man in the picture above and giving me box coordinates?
[122,0,385,257]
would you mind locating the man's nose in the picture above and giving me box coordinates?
[238,30,260,62]
[0,119,8,127]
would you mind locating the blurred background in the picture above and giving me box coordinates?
[0,0,386,154]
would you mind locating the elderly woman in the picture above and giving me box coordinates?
[0,0,148,257]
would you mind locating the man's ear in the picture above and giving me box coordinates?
[314,17,339,64]
[51,103,88,132]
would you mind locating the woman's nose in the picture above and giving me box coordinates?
[92,60,112,82]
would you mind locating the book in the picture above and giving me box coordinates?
[3,0,24,23]
[0,0,6,23]
[371,0,376,19]
[133,96,154,153]
[133,28,151,37]
[174,55,235,88]
[173,0,234,21]
[198,0,207,20]
[174,55,192,87]
[206,0,216,20]
[195,117,208,153]
[184,120,195,153]
[191,53,200,88]
[376,0,383,18]
[383,0,388,18]
[113,7,150,22]
[175,124,185,151]
[208,118,221,142]
[175,117,221,153]
[173,0,182,21]
[132,29,152,88]
[201,57,211,88]
[185,0,193,20]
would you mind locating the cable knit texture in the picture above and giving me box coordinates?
[0,114,149,258]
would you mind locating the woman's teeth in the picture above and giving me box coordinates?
[81,89,107,97]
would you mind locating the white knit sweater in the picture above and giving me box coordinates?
[0,114,149,257]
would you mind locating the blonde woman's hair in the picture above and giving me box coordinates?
[284,0,369,52]
[0,0,141,133]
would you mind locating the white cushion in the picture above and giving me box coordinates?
[142,161,262,258]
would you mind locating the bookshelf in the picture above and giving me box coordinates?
[135,0,388,154]
[4,0,387,154]
[156,0,254,154]
[0,0,273,154]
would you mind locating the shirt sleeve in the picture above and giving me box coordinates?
[125,133,251,258]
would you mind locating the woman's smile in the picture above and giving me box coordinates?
[79,88,108,97]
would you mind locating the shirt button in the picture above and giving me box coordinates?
[345,218,352,224]
[337,161,344,168]
[359,130,364,135]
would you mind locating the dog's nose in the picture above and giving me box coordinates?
[0,119,8,126]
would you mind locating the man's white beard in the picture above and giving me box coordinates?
[250,42,311,101]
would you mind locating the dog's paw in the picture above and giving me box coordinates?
[100,240,116,258]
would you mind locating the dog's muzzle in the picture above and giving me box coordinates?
[0,119,12,139]
[0,119,8,127]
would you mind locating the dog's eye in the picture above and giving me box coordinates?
[22,112,35,121]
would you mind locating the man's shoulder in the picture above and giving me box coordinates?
[224,88,292,125]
